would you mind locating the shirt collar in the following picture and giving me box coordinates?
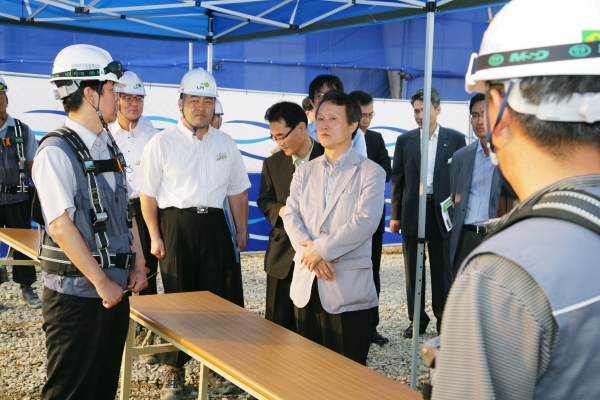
[0,115,14,133]
[177,119,213,140]
[65,118,102,152]
[322,145,353,169]
[420,124,440,139]
[291,138,315,166]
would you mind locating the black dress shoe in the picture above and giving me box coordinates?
[371,331,389,345]
[402,323,428,339]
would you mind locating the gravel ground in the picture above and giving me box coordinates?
[0,250,435,399]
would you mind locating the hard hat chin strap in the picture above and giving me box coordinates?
[180,95,210,137]
[117,99,140,133]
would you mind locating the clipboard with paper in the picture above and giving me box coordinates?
[222,197,240,263]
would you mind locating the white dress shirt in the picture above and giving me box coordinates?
[136,121,251,209]
[420,124,439,195]
[108,115,159,199]
[307,120,367,157]
[32,118,116,225]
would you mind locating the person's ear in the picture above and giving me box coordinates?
[178,97,183,115]
[487,88,513,149]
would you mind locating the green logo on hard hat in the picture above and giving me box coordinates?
[204,82,210,87]
[569,44,592,58]
[488,54,504,67]
[509,50,549,63]
[582,30,600,42]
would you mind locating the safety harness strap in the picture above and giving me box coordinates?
[13,119,28,194]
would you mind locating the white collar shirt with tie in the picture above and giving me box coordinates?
[420,124,440,195]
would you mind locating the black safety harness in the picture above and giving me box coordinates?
[1,119,30,194]
[33,126,136,277]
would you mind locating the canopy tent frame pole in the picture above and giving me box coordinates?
[207,11,214,73]
[410,0,438,389]
[189,42,193,71]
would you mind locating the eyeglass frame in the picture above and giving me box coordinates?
[469,112,485,120]
[360,112,376,119]
[120,94,145,103]
[270,123,298,143]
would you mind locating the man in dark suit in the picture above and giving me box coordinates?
[450,94,518,278]
[258,101,324,332]
[390,88,466,338]
[349,90,392,346]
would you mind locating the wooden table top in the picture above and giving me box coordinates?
[130,291,422,400]
[0,228,39,260]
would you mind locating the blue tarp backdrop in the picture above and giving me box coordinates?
[0,4,503,100]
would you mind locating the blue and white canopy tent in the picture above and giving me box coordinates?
[1,0,507,387]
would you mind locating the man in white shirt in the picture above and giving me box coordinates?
[137,68,250,400]
[108,71,159,297]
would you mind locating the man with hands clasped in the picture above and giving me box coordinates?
[283,90,385,365]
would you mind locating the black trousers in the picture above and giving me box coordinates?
[265,264,296,332]
[371,229,383,331]
[295,279,372,365]
[452,228,486,279]
[159,208,244,368]
[131,200,159,295]
[402,199,452,328]
[41,287,130,400]
[0,200,36,286]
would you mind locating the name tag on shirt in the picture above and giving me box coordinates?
[216,152,227,161]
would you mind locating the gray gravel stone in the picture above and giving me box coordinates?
[0,249,434,398]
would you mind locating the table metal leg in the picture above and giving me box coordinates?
[199,362,210,400]
[120,318,136,400]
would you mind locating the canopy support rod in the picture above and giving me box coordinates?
[27,4,48,20]
[410,0,436,389]
[189,43,194,71]
[214,0,292,39]
[207,12,214,73]
[299,3,353,30]
[84,0,103,13]
[201,4,290,29]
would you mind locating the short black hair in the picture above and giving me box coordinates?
[302,96,313,112]
[349,90,373,106]
[264,101,308,129]
[316,90,361,139]
[410,87,441,108]
[499,75,600,156]
[308,75,344,102]
[55,80,104,113]
[469,93,485,113]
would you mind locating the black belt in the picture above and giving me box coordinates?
[465,224,488,235]
[426,194,434,202]
[0,184,29,194]
[165,206,223,214]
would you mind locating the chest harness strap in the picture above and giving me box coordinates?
[0,119,30,194]
[35,127,134,275]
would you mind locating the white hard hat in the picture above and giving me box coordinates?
[214,98,224,115]
[50,44,125,99]
[0,76,7,92]
[115,71,146,96]
[178,68,218,97]
[465,0,600,94]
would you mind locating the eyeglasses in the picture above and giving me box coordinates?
[50,60,124,80]
[270,124,297,143]
[470,112,485,120]
[120,94,144,103]
[0,82,7,91]
[361,112,375,119]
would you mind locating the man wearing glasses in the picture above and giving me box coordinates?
[258,101,324,332]
[449,94,517,278]
[349,90,391,346]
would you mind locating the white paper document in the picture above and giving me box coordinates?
[440,196,453,232]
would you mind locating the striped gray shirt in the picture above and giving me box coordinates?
[432,253,558,399]
[322,146,353,204]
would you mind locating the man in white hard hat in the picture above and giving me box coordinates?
[108,70,160,364]
[432,0,600,398]
[32,44,147,399]
[137,67,250,400]
[210,97,224,129]
[0,76,41,308]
